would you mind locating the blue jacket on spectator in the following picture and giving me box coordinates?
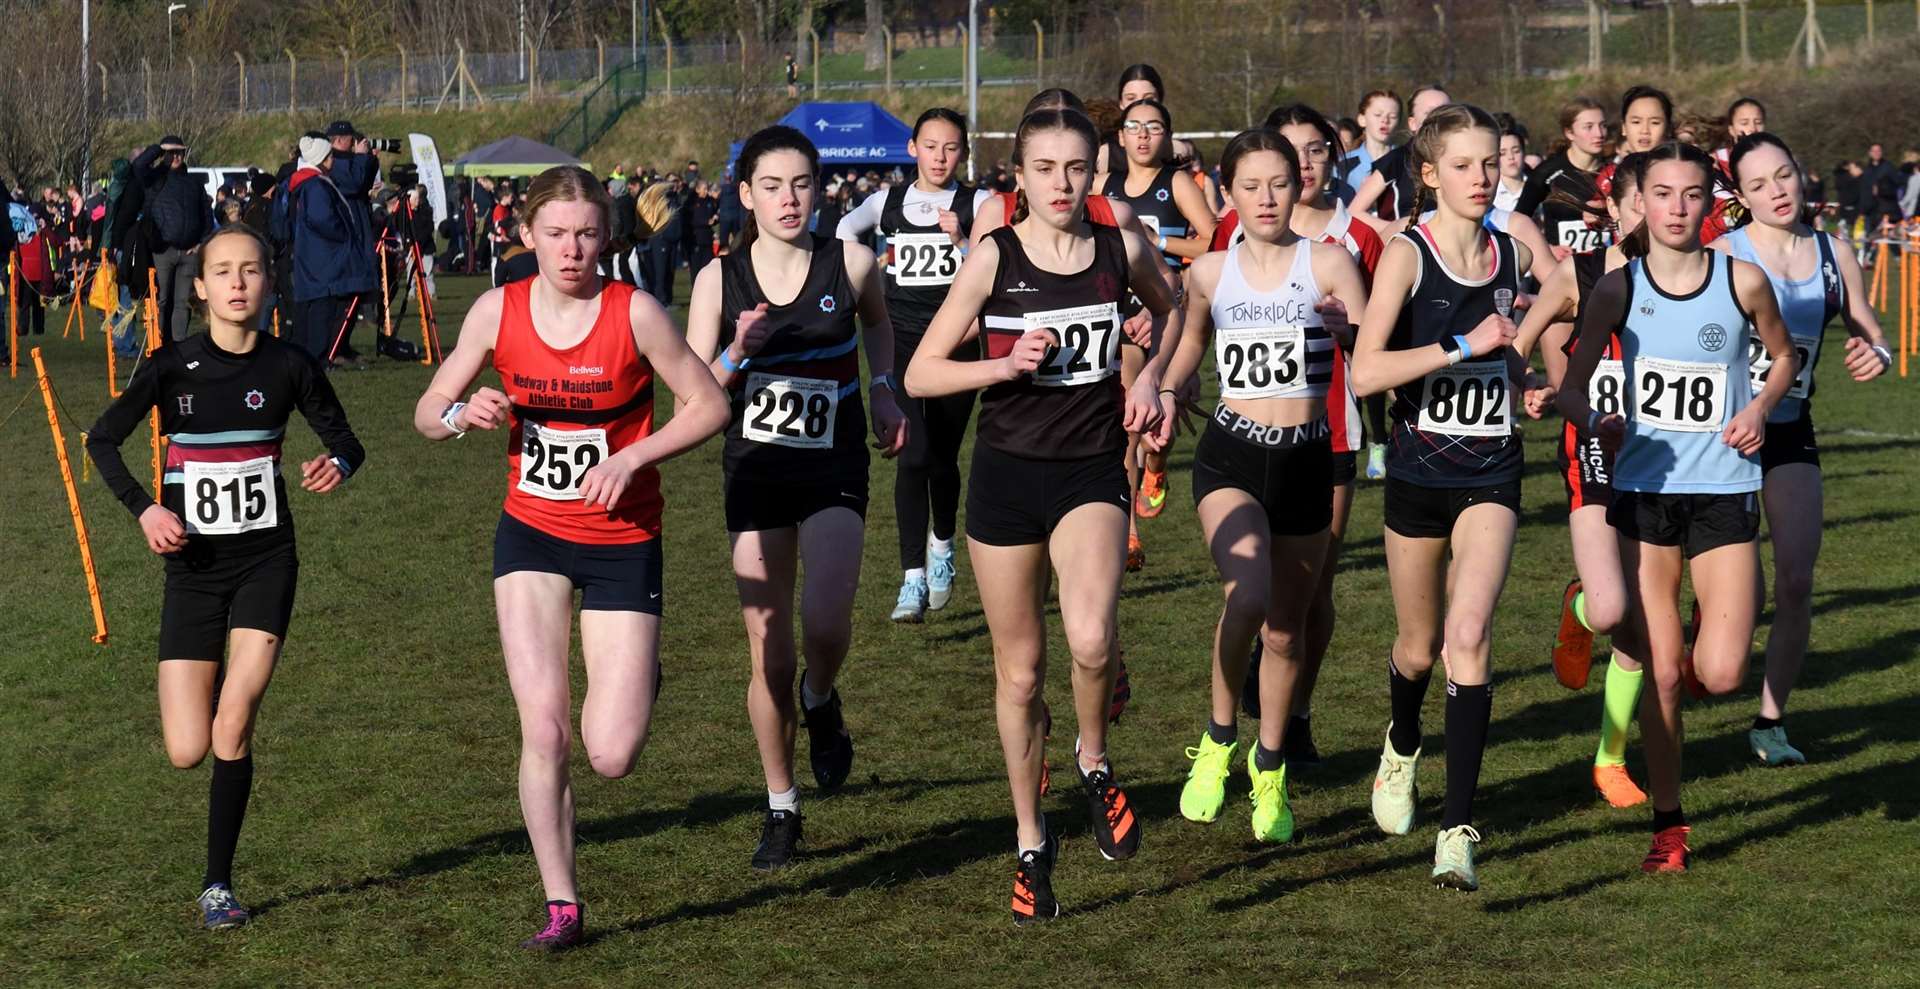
[273,166,375,303]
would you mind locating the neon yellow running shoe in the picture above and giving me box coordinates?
[1178,733,1237,824]
[1247,747,1294,843]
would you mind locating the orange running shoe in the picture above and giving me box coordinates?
[1552,579,1594,690]
[1678,600,1708,700]
[1592,763,1649,808]
[1109,652,1131,724]
[1641,825,1691,874]
[1126,530,1146,572]
[1135,468,1168,519]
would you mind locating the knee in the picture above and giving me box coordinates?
[589,737,645,780]
[1220,580,1269,632]
[165,739,209,770]
[800,620,851,663]
[1443,613,1490,658]
[1393,644,1439,678]
[209,713,253,759]
[1061,618,1114,669]
[1773,566,1815,611]
[996,660,1043,707]
[520,715,573,765]
[1700,659,1745,696]
[1260,624,1303,662]
[1647,657,1684,696]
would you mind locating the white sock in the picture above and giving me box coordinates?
[928,535,953,556]
[904,567,926,585]
[1017,815,1049,857]
[768,785,800,812]
[801,679,833,710]
[1074,738,1110,776]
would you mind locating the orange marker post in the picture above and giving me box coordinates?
[415,261,439,365]
[271,306,280,338]
[32,348,110,645]
[8,254,17,379]
[103,311,119,397]
[379,242,395,339]
[1870,239,1888,311]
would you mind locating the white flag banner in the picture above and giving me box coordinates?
[409,133,449,226]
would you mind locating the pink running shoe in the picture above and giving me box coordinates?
[520,900,584,952]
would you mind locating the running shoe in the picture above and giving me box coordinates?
[1285,716,1321,767]
[1552,579,1594,690]
[802,683,855,791]
[519,900,584,951]
[196,884,250,931]
[1592,763,1649,808]
[751,808,803,871]
[1010,835,1060,925]
[1431,825,1482,891]
[1749,726,1806,766]
[1178,733,1238,824]
[1240,640,1262,720]
[1679,600,1707,700]
[1370,729,1420,836]
[1641,825,1691,874]
[1365,443,1387,481]
[1076,750,1141,861]
[1126,530,1146,572]
[1109,653,1132,724]
[890,577,928,623]
[1135,467,1168,519]
[1247,748,1294,844]
[926,542,957,611]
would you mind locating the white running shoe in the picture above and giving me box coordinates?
[1371,728,1419,836]
[1431,825,1482,891]
[927,541,957,611]
[891,578,928,623]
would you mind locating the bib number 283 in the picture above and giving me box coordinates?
[183,457,278,535]
[1028,303,1121,387]
[743,373,839,449]
[1216,325,1306,399]
[518,422,609,500]
[1416,363,1510,437]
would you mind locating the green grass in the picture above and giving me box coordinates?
[3,272,1918,986]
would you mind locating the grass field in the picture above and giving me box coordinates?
[4,270,1918,987]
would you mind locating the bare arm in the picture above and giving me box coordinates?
[1161,168,1218,261]
[847,241,908,457]
[1160,251,1220,393]
[1513,256,1580,362]
[904,237,1017,398]
[1555,267,1629,439]
[969,194,1008,249]
[414,288,507,439]
[1505,213,1555,284]
[1349,171,1392,233]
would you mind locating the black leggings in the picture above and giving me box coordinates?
[893,330,977,569]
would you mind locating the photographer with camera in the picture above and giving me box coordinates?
[273,134,376,366]
[324,121,384,361]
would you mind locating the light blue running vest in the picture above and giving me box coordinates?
[1718,227,1844,425]
[1613,252,1763,494]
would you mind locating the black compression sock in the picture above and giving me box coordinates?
[1652,805,1688,832]
[1440,681,1493,830]
[1387,659,1431,757]
[1253,742,1284,773]
[1206,720,1238,746]
[204,754,255,890]
[1751,715,1781,731]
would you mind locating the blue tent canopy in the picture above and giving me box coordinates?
[726,101,915,176]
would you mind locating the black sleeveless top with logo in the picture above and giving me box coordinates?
[1386,224,1526,487]
[879,182,977,333]
[977,223,1131,460]
[1102,161,1189,268]
[718,235,869,484]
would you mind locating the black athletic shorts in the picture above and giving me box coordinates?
[1557,421,1616,512]
[1383,476,1522,539]
[1331,451,1358,487]
[1609,491,1760,559]
[493,512,664,614]
[1761,411,1820,474]
[159,536,299,661]
[723,475,869,532]
[1190,410,1334,537]
[966,442,1129,546]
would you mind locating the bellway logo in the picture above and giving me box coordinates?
[813,118,862,134]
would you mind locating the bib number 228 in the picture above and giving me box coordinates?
[743,373,839,449]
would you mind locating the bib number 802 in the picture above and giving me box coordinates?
[1416,364,1509,437]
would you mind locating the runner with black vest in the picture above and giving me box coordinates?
[836,108,992,623]
[905,107,1177,924]
[1515,96,1611,258]
[686,125,909,872]
[86,224,365,933]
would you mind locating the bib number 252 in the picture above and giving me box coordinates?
[518,422,609,500]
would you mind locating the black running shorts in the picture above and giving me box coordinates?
[1190,412,1335,537]
[1383,476,1522,539]
[1761,411,1820,474]
[493,512,664,613]
[723,475,869,532]
[159,536,299,661]
[966,443,1129,546]
[1609,491,1760,559]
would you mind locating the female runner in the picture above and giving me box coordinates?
[834,107,992,623]
[1717,132,1891,764]
[1514,154,1654,807]
[1223,104,1387,765]
[1516,96,1610,258]
[1557,141,1795,873]
[905,107,1177,923]
[1341,90,1400,204]
[1350,103,1531,892]
[414,166,729,948]
[1494,113,1530,212]
[684,126,908,871]
[1619,86,1674,156]
[1160,127,1367,840]
[1097,97,1216,559]
[87,224,365,932]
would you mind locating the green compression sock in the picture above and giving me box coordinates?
[1572,590,1592,633]
[1595,654,1644,767]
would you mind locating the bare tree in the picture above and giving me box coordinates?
[863,0,885,71]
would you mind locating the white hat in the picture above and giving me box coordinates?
[298,136,330,170]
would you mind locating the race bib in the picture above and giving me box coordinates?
[742,372,839,449]
[1589,359,1627,418]
[889,232,962,288]
[518,422,609,500]
[1416,362,1511,437]
[1747,335,1817,401]
[1028,303,1122,387]
[1216,325,1307,399]
[1556,220,1608,254]
[183,457,278,535]
[1633,357,1725,433]
[1138,214,1162,248]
